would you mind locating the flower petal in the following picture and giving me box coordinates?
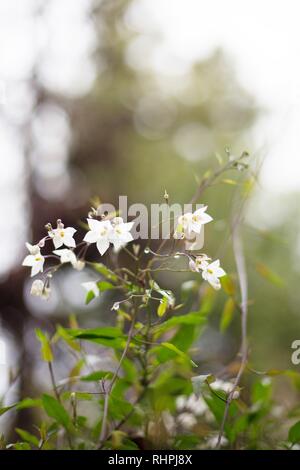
[96,238,110,256]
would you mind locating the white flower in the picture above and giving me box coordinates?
[49,221,76,249]
[161,411,176,436]
[111,302,120,311]
[54,249,85,271]
[109,217,134,251]
[177,412,197,430]
[83,218,112,255]
[53,248,77,265]
[30,279,50,300]
[82,281,99,298]
[202,259,226,290]
[176,395,187,412]
[176,206,213,238]
[22,243,45,277]
[176,394,209,417]
[186,394,209,416]
[189,254,211,272]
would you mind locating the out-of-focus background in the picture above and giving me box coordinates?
[0,0,300,435]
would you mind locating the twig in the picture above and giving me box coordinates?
[48,362,73,449]
[98,314,136,447]
[48,362,61,403]
[215,223,248,449]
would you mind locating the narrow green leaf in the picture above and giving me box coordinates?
[15,428,39,447]
[42,394,70,429]
[157,297,168,317]
[256,262,284,287]
[85,290,96,305]
[289,421,300,444]
[220,297,235,332]
[35,328,53,362]
[0,404,17,416]
[161,342,197,367]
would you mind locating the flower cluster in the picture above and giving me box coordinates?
[174,206,226,289]
[22,216,135,300]
[174,206,213,239]
[84,217,134,255]
[189,256,226,290]
[22,200,226,302]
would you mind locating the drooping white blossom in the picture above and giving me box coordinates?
[83,219,112,255]
[81,281,99,298]
[53,248,76,265]
[109,217,134,251]
[22,243,45,277]
[49,220,76,249]
[111,302,120,311]
[201,259,226,290]
[30,279,50,300]
[53,248,85,271]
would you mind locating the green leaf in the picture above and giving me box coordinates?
[157,296,168,317]
[81,370,113,382]
[55,325,81,351]
[8,442,31,450]
[35,328,53,362]
[255,262,284,287]
[15,428,39,447]
[220,297,235,332]
[17,398,42,410]
[42,394,70,429]
[0,404,17,416]
[92,263,118,281]
[289,421,300,444]
[67,327,126,349]
[97,280,115,291]
[61,391,93,402]
[85,290,96,305]
[160,342,197,367]
[221,275,236,296]
[154,311,207,336]
[222,178,238,185]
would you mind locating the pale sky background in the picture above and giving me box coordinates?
[127,0,300,193]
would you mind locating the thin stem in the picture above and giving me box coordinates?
[98,313,136,447]
[48,362,61,403]
[216,225,248,449]
[48,362,73,449]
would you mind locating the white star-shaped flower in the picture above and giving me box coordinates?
[83,218,112,255]
[49,221,76,249]
[202,259,226,290]
[175,206,213,239]
[22,243,45,277]
[109,217,134,251]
